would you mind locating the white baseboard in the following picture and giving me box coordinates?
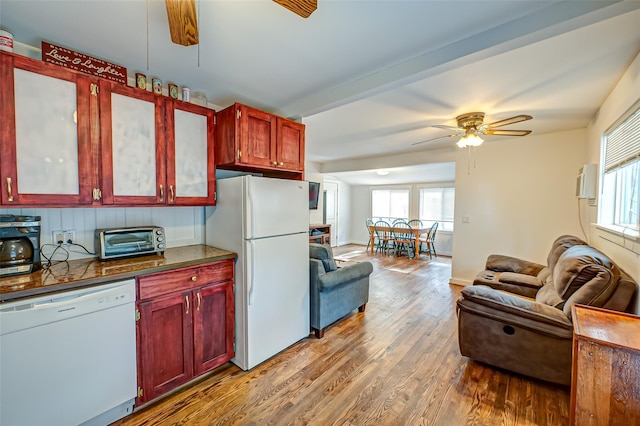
[449,277,472,286]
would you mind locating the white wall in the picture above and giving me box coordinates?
[305,164,325,225]
[450,128,588,285]
[0,207,204,260]
[586,50,640,286]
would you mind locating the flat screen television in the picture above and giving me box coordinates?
[308,181,320,210]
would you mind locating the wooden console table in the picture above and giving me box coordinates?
[570,304,640,425]
[309,224,331,244]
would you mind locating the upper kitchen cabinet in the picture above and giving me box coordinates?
[165,100,216,206]
[99,81,166,205]
[99,82,216,206]
[276,117,305,171]
[215,103,305,179]
[0,52,96,206]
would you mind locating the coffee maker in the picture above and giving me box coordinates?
[0,215,42,277]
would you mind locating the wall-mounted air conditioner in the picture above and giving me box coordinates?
[576,164,597,199]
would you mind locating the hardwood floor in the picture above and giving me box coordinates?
[114,245,570,426]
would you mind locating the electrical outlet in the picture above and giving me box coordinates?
[52,230,64,245]
[65,230,76,244]
[52,229,76,245]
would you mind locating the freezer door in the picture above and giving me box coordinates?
[242,232,309,370]
[245,176,309,239]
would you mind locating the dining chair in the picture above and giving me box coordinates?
[365,218,375,250]
[391,220,415,259]
[373,220,393,255]
[408,219,423,229]
[420,221,438,259]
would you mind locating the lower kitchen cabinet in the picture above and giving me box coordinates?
[135,260,235,405]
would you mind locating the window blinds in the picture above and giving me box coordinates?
[604,104,640,172]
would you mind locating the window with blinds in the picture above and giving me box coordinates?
[371,188,410,222]
[600,102,640,232]
[419,187,455,231]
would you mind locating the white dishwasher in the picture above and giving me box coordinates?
[0,279,137,426]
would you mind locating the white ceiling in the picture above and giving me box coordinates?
[2,1,640,185]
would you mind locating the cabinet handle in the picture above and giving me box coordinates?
[191,276,197,281]
[6,177,13,202]
[170,185,175,203]
[159,184,164,202]
[185,295,189,315]
[196,292,201,311]
[273,161,277,166]
[279,162,284,166]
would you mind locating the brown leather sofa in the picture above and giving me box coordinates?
[456,235,638,385]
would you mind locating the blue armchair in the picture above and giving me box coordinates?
[309,243,373,338]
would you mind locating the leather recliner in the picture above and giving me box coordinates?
[309,243,373,338]
[457,235,638,385]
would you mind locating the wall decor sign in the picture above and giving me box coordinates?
[41,41,127,84]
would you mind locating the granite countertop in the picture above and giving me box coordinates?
[0,245,237,302]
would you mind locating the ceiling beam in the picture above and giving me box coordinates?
[283,0,639,118]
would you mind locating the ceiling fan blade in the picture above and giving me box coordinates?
[273,0,317,18]
[486,114,533,129]
[412,134,460,145]
[484,129,532,136]
[431,124,462,131]
[166,0,199,46]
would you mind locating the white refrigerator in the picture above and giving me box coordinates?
[205,175,310,370]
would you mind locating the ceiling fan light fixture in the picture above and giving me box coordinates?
[457,133,484,148]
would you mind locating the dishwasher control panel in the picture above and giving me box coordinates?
[0,280,135,336]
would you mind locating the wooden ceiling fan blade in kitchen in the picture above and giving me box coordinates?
[273,0,318,18]
[166,0,199,46]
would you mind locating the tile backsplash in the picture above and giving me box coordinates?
[1,206,205,260]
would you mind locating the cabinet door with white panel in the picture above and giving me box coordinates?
[0,52,96,205]
[165,100,216,205]
[99,80,166,205]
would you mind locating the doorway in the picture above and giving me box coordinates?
[323,180,338,246]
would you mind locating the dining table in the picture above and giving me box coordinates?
[367,224,429,260]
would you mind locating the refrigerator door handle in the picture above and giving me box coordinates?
[247,240,255,306]
[246,177,254,239]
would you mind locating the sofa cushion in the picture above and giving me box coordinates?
[546,235,587,272]
[309,243,338,272]
[318,261,373,291]
[498,272,543,288]
[550,245,620,318]
[535,282,565,309]
[485,254,545,276]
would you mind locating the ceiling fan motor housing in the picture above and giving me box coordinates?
[456,112,485,130]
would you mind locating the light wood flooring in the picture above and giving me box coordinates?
[113,245,570,426]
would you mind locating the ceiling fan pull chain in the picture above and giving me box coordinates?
[473,146,477,169]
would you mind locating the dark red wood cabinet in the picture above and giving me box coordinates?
[135,260,235,404]
[0,51,97,206]
[215,102,305,179]
[0,50,216,207]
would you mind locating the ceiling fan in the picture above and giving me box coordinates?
[164,0,316,47]
[412,112,533,148]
